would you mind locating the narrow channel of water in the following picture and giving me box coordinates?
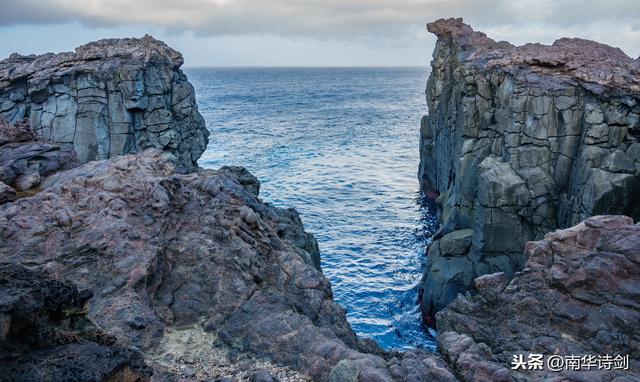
[189,67,438,350]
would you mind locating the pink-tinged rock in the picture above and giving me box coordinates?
[437,215,640,381]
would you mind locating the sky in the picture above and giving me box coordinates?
[0,0,638,67]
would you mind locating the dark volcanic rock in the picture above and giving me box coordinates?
[0,149,456,381]
[437,215,640,381]
[0,120,79,194]
[0,35,209,169]
[419,17,640,319]
[0,262,151,382]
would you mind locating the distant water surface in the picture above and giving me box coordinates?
[187,67,438,351]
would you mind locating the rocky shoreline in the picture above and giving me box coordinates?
[0,25,638,382]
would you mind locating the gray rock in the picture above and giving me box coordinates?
[14,172,40,191]
[439,229,473,257]
[220,166,261,196]
[473,272,508,302]
[251,369,277,382]
[419,18,640,321]
[0,35,209,170]
[601,150,636,173]
[329,359,359,382]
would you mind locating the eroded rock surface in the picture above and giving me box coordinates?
[0,149,456,382]
[0,262,152,382]
[0,120,79,195]
[436,215,640,381]
[419,18,640,319]
[0,35,209,169]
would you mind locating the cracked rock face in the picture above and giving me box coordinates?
[0,35,209,169]
[0,262,152,382]
[419,18,640,320]
[0,149,456,382]
[436,215,640,381]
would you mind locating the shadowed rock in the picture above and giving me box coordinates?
[0,35,209,169]
[419,18,640,320]
[0,262,152,382]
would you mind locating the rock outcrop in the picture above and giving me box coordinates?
[0,35,209,169]
[419,18,640,319]
[0,120,79,195]
[0,262,152,382]
[0,149,457,382]
[437,215,640,381]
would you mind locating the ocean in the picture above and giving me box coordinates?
[187,67,438,351]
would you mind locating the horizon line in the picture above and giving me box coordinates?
[184,65,429,69]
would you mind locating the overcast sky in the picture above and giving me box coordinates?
[0,0,638,67]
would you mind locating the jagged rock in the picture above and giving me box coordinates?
[220,166,261,196]
[0,262,151,381]
[0,35,209,169]
[387,349,458,382]
[436,215,640,381]
[437,332,512,382]
[0,119,79,194]
[0,149,457,382]
[271,206,322,271]
[419,18,640,320]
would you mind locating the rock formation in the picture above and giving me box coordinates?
[0,35,209,169]
[418,18,640,319]
[3,29,639,382]
[0,148,456,381]
[0,119,79,196]
[0,262,152,382]
[437,215,640,381]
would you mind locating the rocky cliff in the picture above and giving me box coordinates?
[418,18,640,320]
[0,147,457,382]
[0,35,209,169]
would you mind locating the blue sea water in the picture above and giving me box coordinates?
[187,67,439,351]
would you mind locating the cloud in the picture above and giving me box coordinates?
[1,0,639,56]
